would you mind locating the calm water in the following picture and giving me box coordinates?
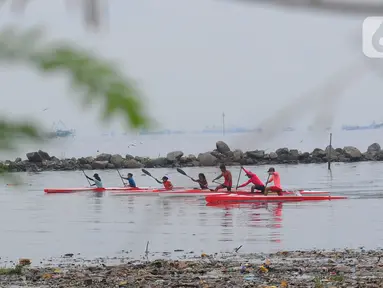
[1,161,383,263]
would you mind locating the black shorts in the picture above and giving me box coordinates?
[218,184,231,192]
[252,185,265,193]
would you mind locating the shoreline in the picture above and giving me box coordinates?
[1,249,382,287]
[3,141,383,173]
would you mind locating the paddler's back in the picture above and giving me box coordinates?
[94,179,103,188]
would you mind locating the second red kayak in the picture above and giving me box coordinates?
[154,189,329,197]
[205,193,347,203]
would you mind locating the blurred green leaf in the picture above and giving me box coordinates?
[0,26,150,130]
[0,25,150,178]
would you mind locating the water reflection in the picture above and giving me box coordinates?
[127,196,135,213]
[207,202,283,243]
[160,199,172,226]
[89,192,103,214]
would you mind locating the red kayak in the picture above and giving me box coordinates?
[155,189,329,197]
[44,186,183,194]
[205,193,347,204]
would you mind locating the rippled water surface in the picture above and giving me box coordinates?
[2,161,383,262]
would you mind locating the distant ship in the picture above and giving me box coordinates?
[282,127,295,132]
[46,120,75,138]
[201,127,253,134]
[138,129,184,135]
[341,121,383,131]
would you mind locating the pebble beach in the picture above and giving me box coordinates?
[1,249,382,287]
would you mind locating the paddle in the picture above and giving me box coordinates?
[116,169,127,186]
[263,175,270,195]
[177,168,215,191]
[176,168,193,179]
[235,166,243,190]
[142,169,160,182]
[81,169,92,186]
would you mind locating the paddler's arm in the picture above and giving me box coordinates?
[241,167,251,175]
[155,179,163,184]
[213,173,223,181]
[237,179,251,188]
[266,176,274,184]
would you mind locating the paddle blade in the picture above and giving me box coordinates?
[142,169,152,177]
[176,168,187,176]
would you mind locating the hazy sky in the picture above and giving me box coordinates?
[0,0,380,134]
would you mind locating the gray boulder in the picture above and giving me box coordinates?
[198,152,217,166]
[325,145,337,156]
[78,157,89,165]
[110,154,124,168]
[91,161,108,169]
[95,153,112,162]
[37,150,50,160]
[123,159,143,169]
[26,150,50,162]
[81,164,92,170]
[166,151,184,162]
[288,149,299,160]
[187,154,197,161]
[216,141,230,154]
[151,157,167,167]
[246,150,265,159]
[343,146,362,160]
[367,143,381,153]
[276,148,289,155]
[125,154,134,160]
[269,152,278,159]
[312,148,326,158]
[233,149,243,162]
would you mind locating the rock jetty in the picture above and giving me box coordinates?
[2,141,383,172]
[0,249,382,287]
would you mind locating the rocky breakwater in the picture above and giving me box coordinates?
[2,141,383,172]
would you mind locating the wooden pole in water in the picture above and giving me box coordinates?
[327,133,332,170]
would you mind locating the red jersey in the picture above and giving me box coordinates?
[163,180,173,190]
[238,168,264,188]
[222,170,232,187]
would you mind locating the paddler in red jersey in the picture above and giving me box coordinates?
[236,166,265,193]
[264,167,283,196]
[156,176,173,190]
[213,164,232,192]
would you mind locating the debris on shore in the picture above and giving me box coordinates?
[1,249,383,287]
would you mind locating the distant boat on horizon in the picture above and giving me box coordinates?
[341,121,383,131]
[138,129,184,135]
[201,127,254,134]
[47,120,75,138]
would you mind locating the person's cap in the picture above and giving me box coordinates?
[93,173,99,177]
[267,167,275,172]
[162,176,168,180]
[219,163,226,169]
